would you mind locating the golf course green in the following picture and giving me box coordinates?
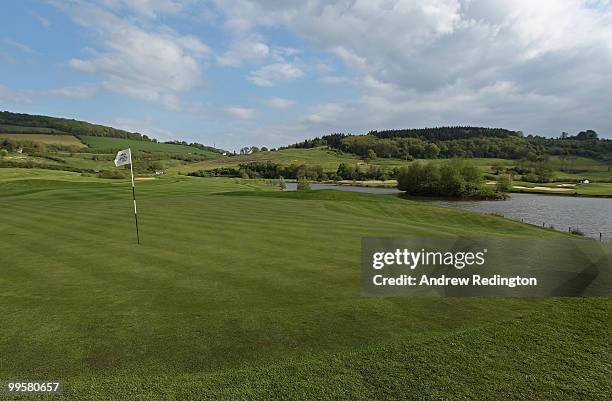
[0,169,610,400]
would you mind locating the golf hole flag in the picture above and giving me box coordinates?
[114,148,132,167]
[114,148,140,244]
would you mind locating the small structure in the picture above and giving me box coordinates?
[580,179,590,184]
[155,169,165,175]
[16,147,23,154]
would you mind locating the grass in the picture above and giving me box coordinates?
[0,168,610,400]
[512,181,612,197]
[0,133,86,148]
[79,136,222,157]
[172,147,366,173]
[0,124,67,134]
[172,148,506,173]
[174,147,612,178]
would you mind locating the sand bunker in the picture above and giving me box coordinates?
[513,185,574,192]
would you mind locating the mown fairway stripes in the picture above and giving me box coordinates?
[0,171,610,400]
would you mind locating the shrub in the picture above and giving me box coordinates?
[97,170,126,179]
[496,174,513,192]
[279,176,286,191]
[397,159,506,199]
[297,177,311,191]
[570,228,585,236]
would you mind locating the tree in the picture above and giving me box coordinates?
[496,174,512,192]
[337,163,355,180]
[423,143,440,158]
[364,149,377,162]
[438,162,465,196]
[399,140,412,160]
[491,161,504,175]
[397,161,439,195]
[575,130,598,140]
[279,176,286,191]
[397,159,489,198]
[297,177,311,191]
[145,160,163,172]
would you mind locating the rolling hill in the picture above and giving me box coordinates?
[0,111,147,140]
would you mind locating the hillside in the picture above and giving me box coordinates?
[0,111,229,175]
[287,126,612,161]
[0,111,147,140]
[0,117,226,175]
[80,136,220,157]
[0,133,87,148]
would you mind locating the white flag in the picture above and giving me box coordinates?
[114,149,132,167]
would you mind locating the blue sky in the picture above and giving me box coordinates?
[1,1,611,150]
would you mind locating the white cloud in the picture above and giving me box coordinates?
[3,38,38,55]
[105,116,176,140]
[67,58,96,73]
[59,2,209,110]
[32,13,51,28]
[303,103,345,125]
[0,84,100,103]
[103,0,189,19]
[211,0,612,138]
[217,36,269,66]
[0,85,32,104]
[266,97,294,109]
[319,76,352,85]
[226,106,255,119]
[45,85,99,98]
[247,62,304,86]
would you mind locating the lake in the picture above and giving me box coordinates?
[434,193,612,241]
[286,183,612,241]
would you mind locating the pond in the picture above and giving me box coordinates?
[285,183,612,241]
[434,193,612,241]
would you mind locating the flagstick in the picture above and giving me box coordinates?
[128,148,140,245]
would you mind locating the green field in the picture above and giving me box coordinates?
[79,135,222,157]
[0,168,610,400]
[176,147,611,176]
[0,133,86,148]
[173,147,513,174]
[512,181,612,196]
[173,147,366,173]
[0,124,67,134]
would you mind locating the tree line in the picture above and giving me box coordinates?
[187,161,400,181]
[285,127,612,161]
[0,111,148,141]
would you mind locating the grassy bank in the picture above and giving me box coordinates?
[78,136,221,157]
[0,133,87,148]
[511,181,612,197]
[0,168,610,399]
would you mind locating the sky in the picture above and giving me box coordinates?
[1,0,611,150]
